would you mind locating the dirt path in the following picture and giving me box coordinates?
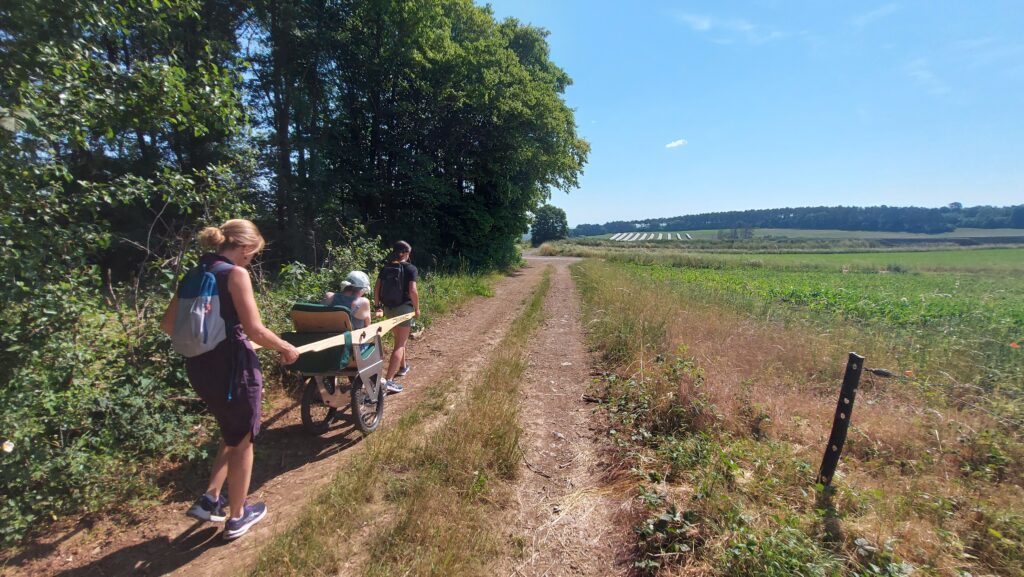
[499,257,632,576]
[7,263,548,577]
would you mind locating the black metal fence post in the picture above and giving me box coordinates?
[817,352,865,487]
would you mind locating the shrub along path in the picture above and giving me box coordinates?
[496,257,633,576]
[8,262,550,577]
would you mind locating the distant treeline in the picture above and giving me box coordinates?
[571,204,1024,237]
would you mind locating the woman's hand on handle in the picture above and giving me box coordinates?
[280,344,300,365]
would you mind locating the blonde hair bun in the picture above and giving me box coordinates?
[197,219,266,255]
[198,226,226,250]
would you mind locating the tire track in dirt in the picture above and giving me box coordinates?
[8,263,547,577]
[499,257,632,577]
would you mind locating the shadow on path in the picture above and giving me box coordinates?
[35,407,365,577]
[52,521,229,577]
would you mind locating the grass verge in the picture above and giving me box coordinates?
[573,258,1022,577]
[247,266,552,577]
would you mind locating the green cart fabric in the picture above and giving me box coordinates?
[281,303,378,373]
[281,331,354,373]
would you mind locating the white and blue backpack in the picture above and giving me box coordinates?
[171,261,235,357]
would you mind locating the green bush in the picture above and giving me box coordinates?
[0,281,203,544]
[633,503,702,575]
[721,524,844,577]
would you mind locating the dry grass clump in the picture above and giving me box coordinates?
[247,384,452,577]
[574,259,1023,576]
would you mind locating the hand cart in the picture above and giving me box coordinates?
[280,303,414,435]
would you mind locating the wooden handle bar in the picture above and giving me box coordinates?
[252,312,416,353]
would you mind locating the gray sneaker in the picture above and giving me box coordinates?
[186,494,227,523]
[223,502,267,540]
[396,365,411,378]
[385,380,404,394]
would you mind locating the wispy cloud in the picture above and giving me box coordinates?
[665,139,688,149]
[852,4,900,27]
[906,58,950,95]
[676,14,712,32]
[673,12,785,45]
[952,37,1024,69]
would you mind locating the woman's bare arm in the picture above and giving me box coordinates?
[354,296,372,325]
[409,281,420,317]
[228,267,299,364]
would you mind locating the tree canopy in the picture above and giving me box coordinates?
[531,204,569,246]
[246,0,587,269]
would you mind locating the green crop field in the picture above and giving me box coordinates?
[545,239,1024,425]
[673,247,1024,273]
[610,254,1024,405]
[549,239,1024,273]
[575,248,1024,575]
[590,227,1024,241]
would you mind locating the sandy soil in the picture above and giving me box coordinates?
[3,262,548,577]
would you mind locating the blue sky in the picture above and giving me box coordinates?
[482,1,1024,226]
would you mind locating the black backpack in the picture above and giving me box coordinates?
[378,263,406,307]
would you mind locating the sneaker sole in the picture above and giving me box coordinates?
[222,508,268,541]
[185,510,210,522]
[186,508,227,523]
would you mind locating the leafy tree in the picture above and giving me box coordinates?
[248,0,587,269]
[531,204,569,246]
[0,0,251,543]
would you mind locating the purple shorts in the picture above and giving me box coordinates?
[186,335,263,446]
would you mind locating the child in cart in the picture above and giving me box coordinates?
[322,271,377,330]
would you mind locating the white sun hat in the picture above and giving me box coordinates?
[339,270,371,291]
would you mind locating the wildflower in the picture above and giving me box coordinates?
[904,370,914,378]
[2,440,13,453]
[1011,342,1020,349]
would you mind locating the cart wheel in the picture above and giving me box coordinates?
[300,376,338,435]
[350,374,385,433]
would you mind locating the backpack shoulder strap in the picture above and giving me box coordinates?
[209,261,236,274]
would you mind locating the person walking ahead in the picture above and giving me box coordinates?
[374,240,419,393]
[161,219,299,541]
